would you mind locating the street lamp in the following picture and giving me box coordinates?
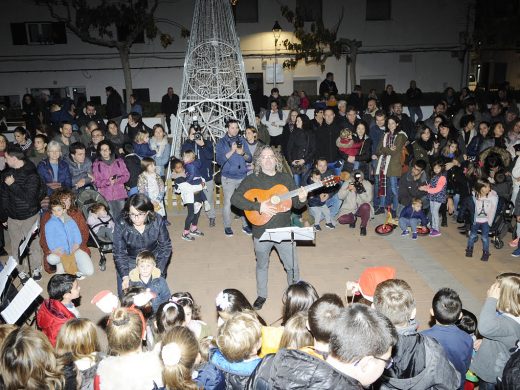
[272,21,282,88]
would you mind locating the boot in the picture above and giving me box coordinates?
[481,251,490,262]
[465,247,473,257]
[360,227,367,236]
[441,213,448,227]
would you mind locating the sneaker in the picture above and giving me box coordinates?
[465,248,473,257]
[190,229,204,237]
[325,223,335,230]
[242,226,253,236]
[253,296,266,310]
[76,272,85,281]
[509,238,519,248]
[360,227,367,236]
[481,251,490,262]
[411,232,418,240]
[182,232,195,241]
[314,225,322,231]
[99,257,107,272]
[401,230,409,237]
[512,248,520,257]
[349,222,356,229]
[209,218,216,228]
[18,271,30,284]
[31,268,42,282]
[374,207,385,215]
[429,229,441,237]
[224,227,234,237]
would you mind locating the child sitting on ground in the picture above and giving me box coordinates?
[421,288,473,389]
[45,197,94,278]
[128,250,171,313]
[36,273,81,346]
[399,198,429,240]
[173,160,205,241]
[307,169,335,231]
[87,202,114,242]
[170,291,211,339]
[336,129,362,170]
[198,311,262,389]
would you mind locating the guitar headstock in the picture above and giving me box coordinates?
[322,175,341,187]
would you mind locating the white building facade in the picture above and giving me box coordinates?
[0,0,474,107]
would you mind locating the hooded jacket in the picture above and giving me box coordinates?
[245,348,363,389]
[377,332,461,390]
[36,299,76,346]
[0,160,42,222]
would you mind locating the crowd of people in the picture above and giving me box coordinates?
[0,80,519,389]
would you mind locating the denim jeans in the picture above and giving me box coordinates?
[327,161,343,177]
[293,164,311,187]
[309,205,332,225]
[398,217,419,233]
[222,176,247,229]
[326,193,342,218]
[477,380,496,390]
[203,179,216,219]
[408,106,423,123]
[430,201,442,231]
[468,222,490,252]
[374,176,399,211]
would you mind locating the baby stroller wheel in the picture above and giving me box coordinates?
[494,239,504,250]
[99,255,107,272]
[375,224,395,236]
[417,226,430,236]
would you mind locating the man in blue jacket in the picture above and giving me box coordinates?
[181,124,216,227]
[216,119,252,237]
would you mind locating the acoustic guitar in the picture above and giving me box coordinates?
[244,176,341,226]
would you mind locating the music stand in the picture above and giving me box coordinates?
[18,219,40,276]
[260,227,315,284]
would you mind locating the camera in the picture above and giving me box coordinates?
[194,132,202,141]
[236,140,243,148]
[352,172,366,194]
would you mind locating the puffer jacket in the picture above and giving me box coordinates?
[65,156,93,189]
[199,348,261,390]
[36,299,76,346]
[92,158,130,201]
[376,333,460,390]
[112,214,172,278]
[37,158,73,195]
[44,214,82,254]
[337,170,374,217]
[245,348,363,389]
[0,160,41,222]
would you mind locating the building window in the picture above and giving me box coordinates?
[366,0,391,21]
[296,0,323,22]
[235,0,258,23]
[11,22,67,45]
[293,79,318,96]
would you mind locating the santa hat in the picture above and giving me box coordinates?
[91,290,119,314]
[358,266,396,302]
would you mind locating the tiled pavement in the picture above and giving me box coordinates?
[10,212,520,334]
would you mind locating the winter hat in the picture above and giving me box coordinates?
[91,290,119,314]
[358,266,396,302]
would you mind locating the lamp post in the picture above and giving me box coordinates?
[272,20,282,88]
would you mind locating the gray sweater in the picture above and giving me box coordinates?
[470,297,520,383]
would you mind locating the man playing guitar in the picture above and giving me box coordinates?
[231,145,308,310]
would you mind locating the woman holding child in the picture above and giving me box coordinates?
[113,193,172,296]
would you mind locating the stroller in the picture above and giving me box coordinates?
[486,197,515,249]
[76,188,114,271]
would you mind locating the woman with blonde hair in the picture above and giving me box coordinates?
[0,326,75,390]
[56,318,102,390]
[95,307,163,389]
[278,311,313,350]
[160,326,200,390]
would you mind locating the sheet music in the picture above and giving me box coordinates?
[0,257,17,298]
[18,219,40,258]
[260,227,315,243]
[1,278,42,324]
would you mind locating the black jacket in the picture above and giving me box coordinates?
[161,93,179,116]
[376,333,460,390]
[398,170,427,207]
[112,214,172,277]
[286,128,316,163]
[106,93,123,119]
[0,160,41,222]
[314,120,341,162]
[246,349,363,390]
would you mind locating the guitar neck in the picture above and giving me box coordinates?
[279,182,323,201]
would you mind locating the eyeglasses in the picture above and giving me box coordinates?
[129,212,147,219]
[373,356,394,369]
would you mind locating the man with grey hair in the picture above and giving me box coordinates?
[231,145,308,310]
